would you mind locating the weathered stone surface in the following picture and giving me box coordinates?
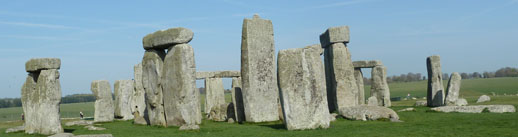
[329,113,338,122]
[84,125,105,131]
[240,15,279,122]
[339,106,400,121]
[324,42,359,113]
[142,27,193,50]
[352,60,383,68]
[371,66,391,107]
[204,78,226,121]
[445,72,462,106]
[367,96,378,106]
[65,120,93,126]
[162,44,201,126]
[25,58,61,72]
[427,55,445,107]
[142,49,167,126]
[354,68,365,105]
[196,71,240,79]
[414,100,427,106]
[319,26,350,48]
[226,102,235,122]
[5,126,24,133]
[431,105,515,113]
[114,80,134,120]
[476,95,491,103]
[231,77,245,123]
[278,48,330,130]
[91,80,114,123]
[179,124,200,130]
[303,44,324,55]
[455,98,468,106]
[22,69,63,135]
[132,63,147,123]
[398,108,415,112]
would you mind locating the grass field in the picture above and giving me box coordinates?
[1,77,517,136]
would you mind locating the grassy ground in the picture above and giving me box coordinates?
[1,78,517,136]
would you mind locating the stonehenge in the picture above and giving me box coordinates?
[231,77,245,123]
[431,105,516,113]
[204,78,226,121]
[114,80,135,120]
[196,71,242,122]
[352,60,391,107]
[445,72,467,106]
[132,63,147,124]
[427,55,445,107]
[240,14,280,122]
[321,26,359,113]
[21,58,63,135]
[141,27,200,128]
[91,80,114,122]
[278,46,330,130]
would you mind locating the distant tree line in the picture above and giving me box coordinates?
[0,94,97,108]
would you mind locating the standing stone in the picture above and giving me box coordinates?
[240,14,279,122]
[354,68,365,105]
[367,96,378,106]
[371,66,391,107]
[323,42,359,112]
[231,77,245,123]
[204,78,226,121]
[162,44,201,127]
[91,80,114,123]
[427,55,445,107]
[22,58,63,135]
[445,72,462,106]
[132,63,147,124]
[114,80,135,120]
[142,49,167,126]
[278,47,330,130]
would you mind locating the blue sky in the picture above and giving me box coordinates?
[1,0,517,98]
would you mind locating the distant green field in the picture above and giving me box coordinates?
[1,77,517,136]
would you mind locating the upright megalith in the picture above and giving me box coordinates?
[278,46,330,130]
[445,72,463,106]
[371,66,391,107]
[91,80,114,123]
[142,49,167,126]
[240,14,279,122]
[354,68,364,105]
[427,55,445,107]
[132,63,147,124]
[204,78,226,121]
[21,58,63,135]
[114,80,135,120]
[162,43,201,127]
[321,26,359,113]
[231,77,245,123]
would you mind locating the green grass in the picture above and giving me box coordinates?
[1,78,517,137]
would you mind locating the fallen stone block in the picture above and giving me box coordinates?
[431,105,516,113]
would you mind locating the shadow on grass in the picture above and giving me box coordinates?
[64,128,75,133]
[83,118,94,120]
[258,123,285,130]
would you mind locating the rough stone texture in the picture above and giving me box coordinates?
[319,26,350,48]
[278,48,330,130]
[204,78,226,121]
[91,80,114,122]
[21,69,63,135]
[142,27,193,50]
[367,96,378,106]
[398,108,415,112]
[196,71,240,79]
[65,120,93,126]
[114,80,135,120]
[132,63,147,123]
[329,113,338,122]
[162,44,201,126]
[371,66,391,107]
[352,60,383,68]
[339,106,400,121]
[179,124,200,130]
[5,126,24,133]
[303,44,324,55]
[427,55,445,107]
[455,98,468,106]
[141,49,167,126]
[476,95,491,103]
[445,72,462,106]
[431,105,515,113]
[354,68,365,105]
[231,77,245,123]
[84,125,105,131]
[25,58,61,72]
[414,100,427,106]
[226,102,236,122]
[240,15,279,122]
[324,42,359,113]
